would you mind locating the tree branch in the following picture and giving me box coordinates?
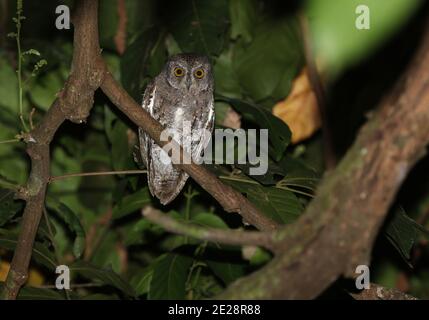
[218,18,429,299]
[2,0,278,299]
[6,0,425,301]
[1,0,103,299]
[48,170,147,183]
[299,13,336,169]
[350,283,418,300]
[142,207,278,252]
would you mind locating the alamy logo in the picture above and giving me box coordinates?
[55,5,70,30]
[356,5,370,30]
[158,121,269,176]
[55,265,70,290]
[355,265,370,289]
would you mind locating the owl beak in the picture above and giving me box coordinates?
[186,77,192,90]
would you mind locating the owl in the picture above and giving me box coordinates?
[139,53,215,205]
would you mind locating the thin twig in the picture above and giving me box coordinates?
[142,207,278,252]
[0,139,20,145]
[49,170,147,183]
[29,108,36,130]
[31,283,103,290]
[299,13,336,169]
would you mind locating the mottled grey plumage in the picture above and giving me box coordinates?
[139,53,214,204]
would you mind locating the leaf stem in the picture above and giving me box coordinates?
[219,175,315,198]
[31,283,102,289]
[0,139,20,145]
[49,170,147,183]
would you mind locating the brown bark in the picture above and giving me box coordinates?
[1,0,104,299]
[218,19,429,299]
[350,284,418,300]
[142,207,279,252]
[1,0,277,300]
[3,0,429,301]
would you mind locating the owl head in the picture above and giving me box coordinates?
[164,53,213,93]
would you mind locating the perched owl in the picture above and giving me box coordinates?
[139,53,215,205]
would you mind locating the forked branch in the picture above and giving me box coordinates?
[1,0,277,300]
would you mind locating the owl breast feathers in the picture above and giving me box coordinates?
[138,53,215,205]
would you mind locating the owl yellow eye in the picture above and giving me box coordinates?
[194,69,205,79]
[174,67,185,77]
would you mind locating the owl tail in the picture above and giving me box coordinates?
[148,164,190,205]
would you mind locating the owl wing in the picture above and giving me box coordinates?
[163,97,214,204]
[193,97,215,163]
[139,84,214,205]
[139,81,188,205]
[138,81,156,181]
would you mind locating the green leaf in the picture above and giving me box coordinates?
[221,175,304,224]
[0,175,18,190]
[213,47,243,99]
[46,197,86,259]
[148,253,193,300]
[0,54,19,112]
[0,284,64,300]
[204,244,247,286]
[112,187,152,220]
[17,287,64,300]
[233,17,302,102]
[81,293,120,300]
[120,28,165,101]
[217,97,291,161]
[242,155,320,190]
[99,0,158,51]
[90,232,122,274]
[0,231,57,270]
[191,212,229,229]
[98,0,119,51]
[385,207,429,263]
[165,0,229,56]
[190,213,247,285]
[123,218,164,246]
[248,247,272,266]
[22,49,41,56]
[130,266,154,296]
[306,0,422,76]
[125,0,158,38]
[0,189,23,227]
[229,0,259,43]
[206,259,245,285]
[29,70,64,110]
[70,261,136,298]
[274,155,320,191]
[104,105,118,143]
[109,119,135,172]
